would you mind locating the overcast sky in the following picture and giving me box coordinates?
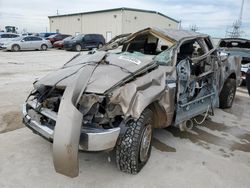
[0,0,249,38]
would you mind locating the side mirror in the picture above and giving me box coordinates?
[21,39,25,42]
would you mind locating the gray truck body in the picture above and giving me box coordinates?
[22,28,241,177]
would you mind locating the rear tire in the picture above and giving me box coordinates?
[41,44,48,51]
[219,78,236,109]
[116,109,153,174]
[11,44,20,52]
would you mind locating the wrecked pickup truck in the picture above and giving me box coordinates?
[22,28,241,177]
[218,38,250,85]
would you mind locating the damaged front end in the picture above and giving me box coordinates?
[23,89,124,149]
[22,46,163,177]
[23,69,124,177]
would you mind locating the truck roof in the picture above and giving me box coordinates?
[129,27,209,43]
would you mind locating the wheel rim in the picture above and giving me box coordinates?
[42,45,46,50]
[13,45,19,51]
[228,87,235,105]
[139,124,152,162]
[76,45,81,51]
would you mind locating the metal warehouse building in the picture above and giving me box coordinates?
[48,7,179,41]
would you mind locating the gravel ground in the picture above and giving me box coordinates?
[0,49,250,188]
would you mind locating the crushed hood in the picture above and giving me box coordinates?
[34,51,155,94]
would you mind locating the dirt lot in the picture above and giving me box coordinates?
[0,49,250,188]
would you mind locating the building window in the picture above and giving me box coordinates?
[113,15,117,18]
[169,24,171,27]
[56,29,59,33]
[134,16,137,20]
[51,20,54,23]
[77,18,80,21]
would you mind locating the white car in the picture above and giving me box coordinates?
[1,36,52,51]
[0,33,20,48]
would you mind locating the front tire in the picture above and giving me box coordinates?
[75,44,81,52]
[116,109,153,174]
[98,43,103,49]
[219,78,236,108]
[11,44,20,52]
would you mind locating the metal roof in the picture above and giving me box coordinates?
[48,7,179,23]
[154,28,207,41]
[130,27,208,42]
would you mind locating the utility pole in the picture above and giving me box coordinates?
[190,24,198,32]
[179,20,182,30]
[226,0,244,38]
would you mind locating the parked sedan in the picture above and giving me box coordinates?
[1,36,52,51]
[0,33,20,48]
[53,40,64,49]
[53,36,73,49]
[39,32,58,38]
[47,34,71,45]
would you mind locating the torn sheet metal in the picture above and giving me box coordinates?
[110,66,176,123]
[53,65,96,178]
[218,55,242,90]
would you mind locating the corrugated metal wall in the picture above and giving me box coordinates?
[49,9,178,41]
[122,10,178,33]
[81,10,122,40]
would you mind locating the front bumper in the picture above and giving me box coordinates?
[53,44,63,48]
[0,45,7,49]
[63,43,74,50]
[22,101,120,151]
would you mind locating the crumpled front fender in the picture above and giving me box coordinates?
[53,65,97,178]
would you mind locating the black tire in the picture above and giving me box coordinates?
[98,43,103,49]
[116,109,153,174]
[219,78,236,109]
[246,71,250,96]
[75,44,81,52]
[11,44,20,52]
[41,44,48,51]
